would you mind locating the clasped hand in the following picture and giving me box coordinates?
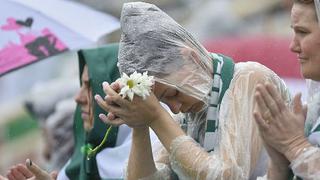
[254,83,312,161]
[95,82,165,128]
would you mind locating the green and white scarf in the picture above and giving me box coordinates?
[204,53,234,152]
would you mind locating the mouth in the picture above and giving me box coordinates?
[81,110,90,119]
[299,59,307,64]
[81,113,89,120]
[298,56,308,63]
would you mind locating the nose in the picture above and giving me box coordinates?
[74,86,87,105]
[166,100,182,114]
[289,35,300,54]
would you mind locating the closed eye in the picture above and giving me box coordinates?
[167,89,179,98]
[295,29,308,34]
[292,26,309,35]
[161,88,179,101]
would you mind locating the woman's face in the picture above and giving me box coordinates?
[153,82,205,114]
[74,65,94,130]
[290,3,320,80]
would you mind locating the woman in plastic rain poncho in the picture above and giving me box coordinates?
[254,0,320,179]
[95,2,291,180]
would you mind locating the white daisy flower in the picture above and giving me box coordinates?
[116,71,154,101]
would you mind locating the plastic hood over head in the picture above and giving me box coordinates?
[118,2,213,104]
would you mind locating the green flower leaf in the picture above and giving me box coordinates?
[81,144,93,154]
[81,126,113,160]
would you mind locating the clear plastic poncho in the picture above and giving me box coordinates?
[291,80,320,178]
[118,2,290,180]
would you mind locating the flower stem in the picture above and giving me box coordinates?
[87,125,113,159]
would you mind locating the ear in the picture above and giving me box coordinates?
[181,47,201,64]
[188,48,209,74]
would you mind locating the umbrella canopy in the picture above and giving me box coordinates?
[0,0,120,76]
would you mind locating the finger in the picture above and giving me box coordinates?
[7,174,14,180]
[99,113,108,122]
[253,111,269,131]
[110,82,121,93]
[0,175,7,180]
[7,167,18,180]
[107,112,116,120]
[254,91,271,119]
[95,95,122,115]
[50,171,58,179]
[265,83,286,111]
[25,159,50,179]
[256,84,279,116]
[104,95,120,107]
[104,94,129,109]
[95,94,109,110]
[102,82,129,108]
[10,169,25,180]
[292,93,303,114]
[102,82,118,96]
[99,114,125,126]
[16,164,33,178]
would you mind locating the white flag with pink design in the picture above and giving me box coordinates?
[0,0,120,76]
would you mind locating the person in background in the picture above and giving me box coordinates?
[24,78,78,171]
[2,44,136,180]
[254,0,320,179]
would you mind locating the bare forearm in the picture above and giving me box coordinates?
[149,110,185,152]
[267,161,290,180]
[150,113,207,179]
[127,127,157,180]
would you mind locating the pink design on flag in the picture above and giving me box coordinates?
[0,17,68,75]
[0,17,22,31]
